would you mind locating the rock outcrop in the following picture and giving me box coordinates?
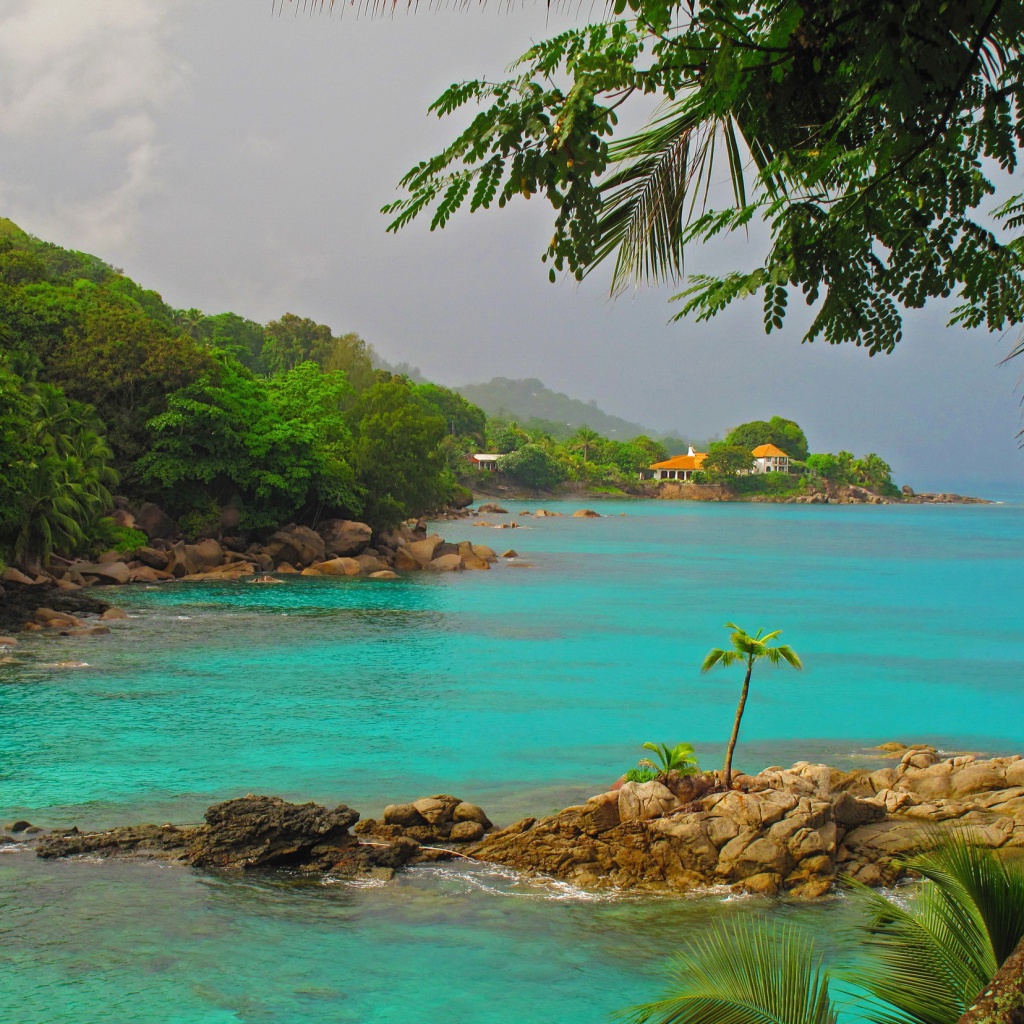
[468,749,1024,896]
[34,795,441,879]
[355,794,494,845]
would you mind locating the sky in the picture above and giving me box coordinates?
[0,0,1022,493]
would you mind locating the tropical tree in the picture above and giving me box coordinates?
[496,443,566,490]
[622,834,1024,1024]
[568,426,601,463]
[694,442,752,483]
[638,742,700,779]
[725,418,809,462]
[379,1,1024,355]
[701,623,802,788]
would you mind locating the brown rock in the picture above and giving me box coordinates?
[317,519,373,558]
[370,570,399,580]
[950,763,1006,798]
[2,567,36,585]
[471,545,498,561]
[128,566,164,583]
[60,625,111,637]
[265,526,325,568]
[383,804,427,828]
[134,546,170,570]
[617,781,682,822]
[427,554,464,572]
[461,556,491,570]
[501,549,518,558]
[310,558,362,577]
[406,537,442,566]
[355,554,390,574]
[579,792,621,831]
[187,538,224,571]
[450,821,485,842]
[69,561,130,585]
[275,562,299,574]
[412,796,460,825]
[97,550,126,564]
[452,802,493,828]
[99,607,129,621]
[0,636,18,646]
[135,502,178,541]
[477,503,508,514]
[832,791,886,828]
[572,509,601,518]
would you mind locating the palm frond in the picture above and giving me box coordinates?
[620,919,837,1024]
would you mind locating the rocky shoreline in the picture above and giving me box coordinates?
[7,745,1023,898]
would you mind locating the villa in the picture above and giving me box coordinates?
[644,446,707,481]
[751,444,790,474]
[470,454,501,473]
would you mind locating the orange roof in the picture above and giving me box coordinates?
[751,444,789,458]
[650,453,707,471]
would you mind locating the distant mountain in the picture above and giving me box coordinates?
[455,377,673,443]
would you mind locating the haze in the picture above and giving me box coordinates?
[1,0,1021,492]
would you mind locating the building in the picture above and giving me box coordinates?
[750,444,790,474]
[643,446,707,481]
[470,453,501,473]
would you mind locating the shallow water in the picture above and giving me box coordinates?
[1,498,1022,1022]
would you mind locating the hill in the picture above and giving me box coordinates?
[456,377,671,444]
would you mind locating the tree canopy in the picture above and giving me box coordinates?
[725,417,809,461]
[383,0,1024,354]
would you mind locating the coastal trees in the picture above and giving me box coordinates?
[568,426,601,463]
[701,624,802,788]
[382,1,1024,353]
[349,377,450,530]
[726,418,809,462]
[623,836,1024,1024]
[497,443,566,490]
[695,443,752,483]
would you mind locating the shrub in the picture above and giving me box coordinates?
[625,766,659,783]
[93,518,148,554]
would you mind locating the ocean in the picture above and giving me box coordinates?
[2,498,1022,1022]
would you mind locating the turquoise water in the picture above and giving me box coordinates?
[2,498,1023,1022]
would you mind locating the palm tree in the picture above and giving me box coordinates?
[568,426,601,463]
[622,834,1024,1024]
[701,623,801,789]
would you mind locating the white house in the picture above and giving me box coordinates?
[750,444,790,474]
[471,453,501,473]
[643,446,708,481]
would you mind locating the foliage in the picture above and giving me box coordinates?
[805,450,898,493]
[725,417,808,461]
[695,443,753,483]
[701,623,802,788]
[490,422,531,454]
[139,357,361,530]
[93,521,149,555]
[729,472,805,496]
[349,377,450,530]
[385,1,1024,354]
[413,382,487,441]
[638,741,700,778]
[497,443,567,489]
[622,833,1024,1024]
[624,766,660,783]
[196,312,269,373]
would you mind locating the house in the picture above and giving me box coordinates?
[643,446,707,481]
[470,453,501,473]
[750,444,790,474]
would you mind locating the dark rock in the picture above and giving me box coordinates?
[59,625,111,637]
[37,824,190,861]
[477,503,508,514]
[6,820,33,832]
[134,546,170,570]
[136,503,178,541]
[450,821,485,842]
[0,582,108,634]
[264,526,326,568]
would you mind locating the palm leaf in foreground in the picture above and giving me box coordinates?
[619,919,837,1024]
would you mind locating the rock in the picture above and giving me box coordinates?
[406,537,442,566]
[572,509,601,518]
[832,791,885,828]
[60,626,111,637]
[370,570,399,580]
[393,547,422,572]
[97,550,126,564]
[300,567,322,576]
[186,795,360,871]
[471,545,498,562]
[33,608,84,628]
[0,636,18,646]
[309,557,362,577]
[383,804,427,828]
[2,567,36,585]
[317,519,373,558]
[579,792,621,831]
[412,796,460,825]
[164,542,194,578]
[275,562,299,574]
[450,821,485,842]
[187,538,224,571]
[876,741,907,753]
[617,781,682,822]
[134,546,170,570]
[900,746,941,770]
[477,503,508,514]
[99,607,129,621]
[950,763,1006,798]
[461,556,491,570]
[355,553,390,574]
[265,525,326,568]
[6,820,33,832]
[109,508,137,530]
[452,802,493,829]
[136,502,178,541]
[901,485,915,497]
[427,554,463,572]
[70,561,130,585]
[501,549,518,558]
[128,566,165,583]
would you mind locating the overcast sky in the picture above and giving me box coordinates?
[1,0,1022,492]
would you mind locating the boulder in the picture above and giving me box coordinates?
[393,547,422,572]
[317,519,373,558]
[471,545,497,562]
[99,607,129,621]
[109,508,138,531]
[579,792,621,831]
[355,554,391,575]
[572,509,601,518]
[412,796,460,825]
[370,570,399,580]
[128,566,165,583]
[69,561,130,585]
[185,795,360,871]
[452,802,493,828]
[97,550,127,564]
[461,556,491,570]
[136,502,178,541]
[0,637,18,647]
[617,781,681,822]
[164,541,195,578]
[309,558,362,577]
[950,763,1006,798]
[501,549,518,558]
[383,804,427,828]
[186,539,224,571]
[450,821,485,842]
[477,503,508,514]
[134,546,170,570]
[33,608,83,628]
[832,791,886,828]
[264,526,325,568]
[60,626,111,637]
[406,537,442,566]
[2,567,37,585]
[427,554,463,572]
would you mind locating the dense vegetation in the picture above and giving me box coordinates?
[0,219,482,566]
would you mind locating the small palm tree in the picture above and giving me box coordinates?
[569,426,601,463]
[701,623,802,788]
[621,834,1024,1024]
